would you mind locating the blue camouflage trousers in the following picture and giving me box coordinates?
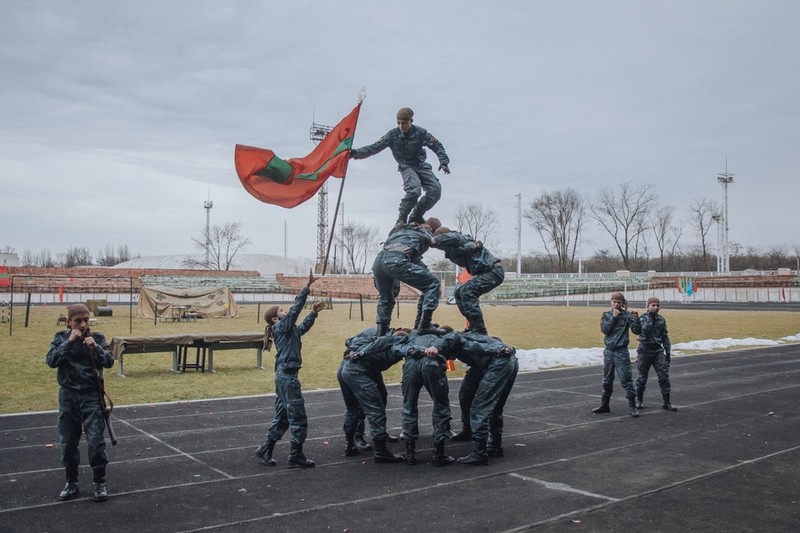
[601,348,637,400]
[469,355,518,443]
[458,365,484,428]
[636,348,671,397]
[339,360,390,442]
[267,368,308,445]
[373,251,440,327]
[399,162,441,221]
[401,356,452,442]
[455,264,505,322]
[57,387,108,482]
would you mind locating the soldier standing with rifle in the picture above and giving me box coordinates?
[46,303,115,502]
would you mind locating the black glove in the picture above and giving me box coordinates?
[665,352,671,366]
[438,164,450,174]
[349,149,358,159]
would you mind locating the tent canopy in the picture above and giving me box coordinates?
[137,285,238,319]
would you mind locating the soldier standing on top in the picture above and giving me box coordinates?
[350,107,450,225]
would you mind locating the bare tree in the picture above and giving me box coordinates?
[57,247,93,267]
[524,188,586,272]
[590,182,657,269]
[650,205,682,271]
[337,222,380,274]
[185,222,252,271]
[96,244,134,266]
[688,197,719,271]
[454,202,498,245]
[1,245,15,253]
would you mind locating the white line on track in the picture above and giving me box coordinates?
[508,472,620,501]
[114,418,235,480]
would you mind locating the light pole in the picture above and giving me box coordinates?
[711,213,722,273]
[203,192,213,267]
[515,193,522,276]
[717,170,734,272]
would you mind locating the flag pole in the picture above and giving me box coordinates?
[321,91,365,275]
[323,176,347,275]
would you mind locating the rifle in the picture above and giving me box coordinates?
[87,329,118,446]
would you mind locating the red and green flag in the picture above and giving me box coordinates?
[0,266,10,287]
[235,103,361,208]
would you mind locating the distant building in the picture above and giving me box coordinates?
[0,253,19,267]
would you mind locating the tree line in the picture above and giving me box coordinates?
[5,183,798,274]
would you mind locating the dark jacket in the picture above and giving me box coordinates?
[351,125,449,169]
[434,331,510,369]
[382,223,433,263]
[431,231,499,275]
[272,286,318,371]
[348,335,407,372]
[600,310,642,350]
[638,313,671,354]
[46,330,115,392]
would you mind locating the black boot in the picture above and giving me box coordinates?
[628,396,640,418]
[407,207,425,224]
[592,385,612,414]
[466,317,488,335]
[662,394,678,412]
[636,390,645,410]
[432,440,455,467]
[288,441,315,468]
[591,397,611,414]
[451,428,472,442]
[373,438,404,464]
[354,435,373,451]
[376,323,390,336]
[416,310,442,334]
[344,434,359,456]
[487,435,503,458]
[255,437,278,466]
[457,439,489,466]
[404,440,417,466]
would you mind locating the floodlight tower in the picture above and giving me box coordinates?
[717,169,734,272]
[711,213,722,273]
[203,191,213,266]
[310,120,333,272]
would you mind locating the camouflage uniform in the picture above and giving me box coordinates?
[372,224,440,331]
[599,309,642,403]
[636,312,672,401]
[351,125,449,222]
[339,335,406,444]
[436,332,518,447]
[337,328,391,441]
[399,331,452,444]
[266,286,319,446]
[46,329,115,485]
[430,230,504,331]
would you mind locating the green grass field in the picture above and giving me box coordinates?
[1,301,797,414]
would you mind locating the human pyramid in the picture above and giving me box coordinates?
[44,107,675,503]
[256,106,515,469]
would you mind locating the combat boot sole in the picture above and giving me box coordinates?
[456,452,489,466]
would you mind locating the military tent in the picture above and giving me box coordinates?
[137,286,238,319]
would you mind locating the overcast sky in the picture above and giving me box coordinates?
[2,1,798,266]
